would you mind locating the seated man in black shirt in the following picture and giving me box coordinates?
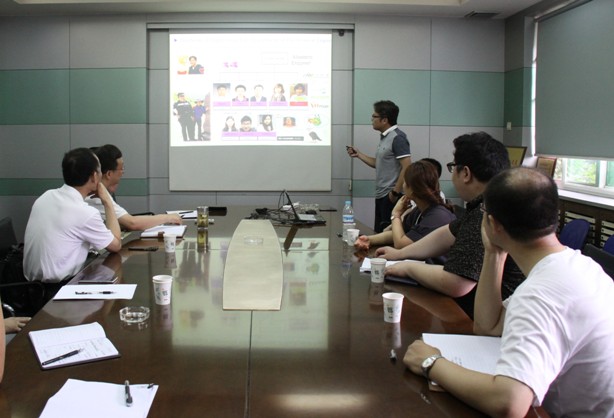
[376,132,525,317]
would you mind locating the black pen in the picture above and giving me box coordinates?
[42,349,81,366]
[178,210,192,214]
[75,291,115,295]
[125,380,133,407]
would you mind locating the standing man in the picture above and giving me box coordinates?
[347,100,411,232]
[404,167,614,417]
[24,148,122,283]
[173,92,195,141]
[87,145,182,231]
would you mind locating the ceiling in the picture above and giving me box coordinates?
[0,0,553,18]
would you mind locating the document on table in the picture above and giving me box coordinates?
[39,379,158,418]
[53,284,137,300]
[29,322,119,370]
[140,224,187,238]
[359,257,424,272]
[422,333,502,375]
[167,209,196,219]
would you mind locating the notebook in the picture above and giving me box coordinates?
[140,224,187,239]
[29,322,120,370]
[284,192,326,225]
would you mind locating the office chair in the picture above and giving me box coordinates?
[603,235,614,255]
[0,217,47,317]
[559,219,590,250]
[583,244,614,280]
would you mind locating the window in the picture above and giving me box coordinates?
[555,158,614,197]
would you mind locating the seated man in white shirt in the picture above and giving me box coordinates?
[87,144,182,230]
[404,167,614,417]
[24,148,122,282]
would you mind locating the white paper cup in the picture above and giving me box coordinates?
[346,228,360,245]
[342,222,356,243]
[370,258,387,283]
[153,274,173,305]
[163,234,177,253]
[382,292,404,323]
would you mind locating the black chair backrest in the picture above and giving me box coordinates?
[559,219,590,250]
[0,217,18,260]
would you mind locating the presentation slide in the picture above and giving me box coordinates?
[168,31,333,191]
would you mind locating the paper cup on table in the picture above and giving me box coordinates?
[342,222,356,243]
[382,292,404,323]
[370,258,387,283]
[346,228,359,245]
[163,234,177,253]
[153,274,173,305]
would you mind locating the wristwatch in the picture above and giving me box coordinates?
[421,354,444,380]
[390,214,400,221]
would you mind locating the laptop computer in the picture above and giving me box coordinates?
[284,192,326,225]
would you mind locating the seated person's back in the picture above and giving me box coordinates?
[24,148,121,282]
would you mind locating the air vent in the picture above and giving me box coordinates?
[464,11,499,19]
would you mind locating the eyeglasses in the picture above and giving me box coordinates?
[446,162,459,173]
[371,114,384,120]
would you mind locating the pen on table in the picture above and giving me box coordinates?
[75,291,116,295]
[42,349,81,366]
[125,380,133,407]
[178,210,192,214]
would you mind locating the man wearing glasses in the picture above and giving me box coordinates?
[376,132,525,318]
[404,167,614,417]
[347,100,411,232]
[85,145,182,231]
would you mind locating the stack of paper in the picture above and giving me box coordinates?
[39,379,158,418]
[422,333,502,375]
[140,224,187,238]
[53,284,137,300]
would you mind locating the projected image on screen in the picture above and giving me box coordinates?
[169,33,332,147]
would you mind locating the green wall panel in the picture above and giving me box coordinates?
[431,71,504,127]
[0,179,63,196]
[504,67,532,128]
[0,178,148,196]
[354,69,431,125]
[70,68,147,124]
[352,180,375,198]
[0,70,69,125]
[116,179,148,196]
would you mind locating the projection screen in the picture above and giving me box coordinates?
[168,31,333,191]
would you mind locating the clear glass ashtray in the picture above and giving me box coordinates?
[119,306,150,324]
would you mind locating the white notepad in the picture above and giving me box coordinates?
[29,322,120,370]
[140,224,187,238]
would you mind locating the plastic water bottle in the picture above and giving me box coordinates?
[342,200,355,243]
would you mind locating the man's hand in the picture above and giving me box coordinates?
[404,340,442,376]
[375,246,401,260]
[346,146,358,157]
[96,182,114,207]
[354,235,370,251]
[165,214,183,225]
[4,316,31,334]
[481,214,507,257]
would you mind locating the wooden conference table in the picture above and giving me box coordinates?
[2,206,544,417]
